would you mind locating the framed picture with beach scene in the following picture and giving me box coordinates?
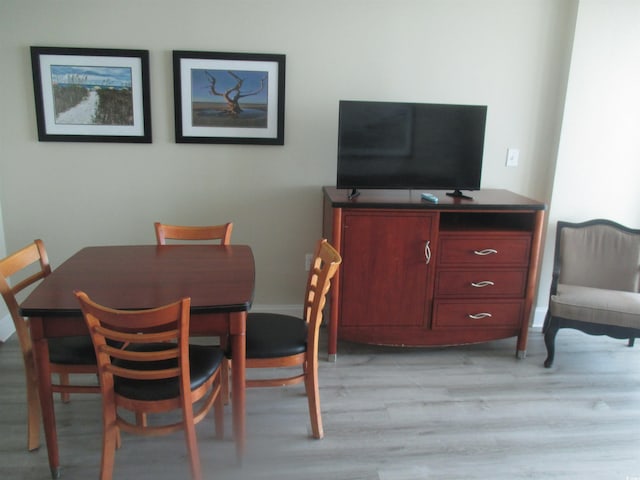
[173,50,285,145]
[30,46,151,143]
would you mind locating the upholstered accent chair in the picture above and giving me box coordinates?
[543,219,640,367]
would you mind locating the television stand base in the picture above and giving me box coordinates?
[446,189,473,200]
[347,188,361,200]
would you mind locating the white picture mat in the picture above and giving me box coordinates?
[179,58,279,139]
[38,54,145,136]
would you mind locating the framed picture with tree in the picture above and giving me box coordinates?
[173,50,286,145]
[30,46,152,143]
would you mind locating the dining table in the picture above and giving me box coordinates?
[20,244,255,479]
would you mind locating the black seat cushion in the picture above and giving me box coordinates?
[244,313,308,359]
[48,336,97,365]
[48,336,124,365]
[112,344,223,401]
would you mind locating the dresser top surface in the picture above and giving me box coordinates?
[323,187,546,211]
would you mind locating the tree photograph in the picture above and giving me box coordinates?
[190,69,269,128]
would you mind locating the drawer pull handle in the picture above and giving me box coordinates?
[473,249,498,256]
[468,312,493,319]
[471,280,495,288]
[424,241,431,264]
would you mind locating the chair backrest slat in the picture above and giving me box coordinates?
[154,222,233,245]
[76,291,191,394]
[303,240,342,352]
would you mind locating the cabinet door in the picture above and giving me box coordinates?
[340,211,436,327]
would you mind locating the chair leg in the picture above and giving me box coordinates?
[541,311,551,333]
[214,381,225,440]
[304,361,323,439]
[221,359,230,405]
[25,359,41,451]
[544,319,559,368]
[629,337,635,347]
[100,411,118,480]
[59,373,71,403]
[183,408,202,480]
[135,412,147,427]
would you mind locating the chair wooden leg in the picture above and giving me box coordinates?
[59,373,70,403]
[541,311,551,333]
[135,412,147,427]
[183,407,202,480]
[214,383,225,440]
[221,359,230,405]
[25,359,41,451]
[544,319,559,368]
[100,412,118,480]
[305,361,323,439]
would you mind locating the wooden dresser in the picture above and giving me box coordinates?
[322,187,546,360]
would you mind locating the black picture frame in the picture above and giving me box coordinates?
[173,50,286,145]
[30,46,152,143]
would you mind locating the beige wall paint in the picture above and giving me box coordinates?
[0,188,10,340]
[535,0,640,323]
[1,1,576,323]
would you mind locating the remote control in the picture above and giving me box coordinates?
[421,192,439,203]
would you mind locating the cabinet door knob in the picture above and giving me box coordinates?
[471,280,495,288]
[468,312,493,319]
[473,248,498,256]
[424,241,431,264]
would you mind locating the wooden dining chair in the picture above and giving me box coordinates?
[75,291,225,480]
[233,239,341,439]
[154,220,234,403]
[154,222,233,245]
[0,240,99,452]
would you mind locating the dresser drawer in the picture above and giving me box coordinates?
[437,234,531,266]
[435,269,527,297]
[432,300,523,329]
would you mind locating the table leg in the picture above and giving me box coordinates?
[30,318,60,479]
[230,311,246,462]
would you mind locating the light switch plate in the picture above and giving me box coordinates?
[506,148,520,167]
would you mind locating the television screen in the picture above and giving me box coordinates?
[337,101,487,194]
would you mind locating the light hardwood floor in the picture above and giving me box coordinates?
[1,328,639,480]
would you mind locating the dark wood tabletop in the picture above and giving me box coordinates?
[21,244,255,317]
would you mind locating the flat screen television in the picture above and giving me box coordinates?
[336,100,487,198]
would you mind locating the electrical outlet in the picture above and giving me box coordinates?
[506,148,520,167]
[305,253,313,271]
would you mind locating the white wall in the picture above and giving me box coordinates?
[0,1,575,321]
[535,0,640,323]
[0,193,11,341]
